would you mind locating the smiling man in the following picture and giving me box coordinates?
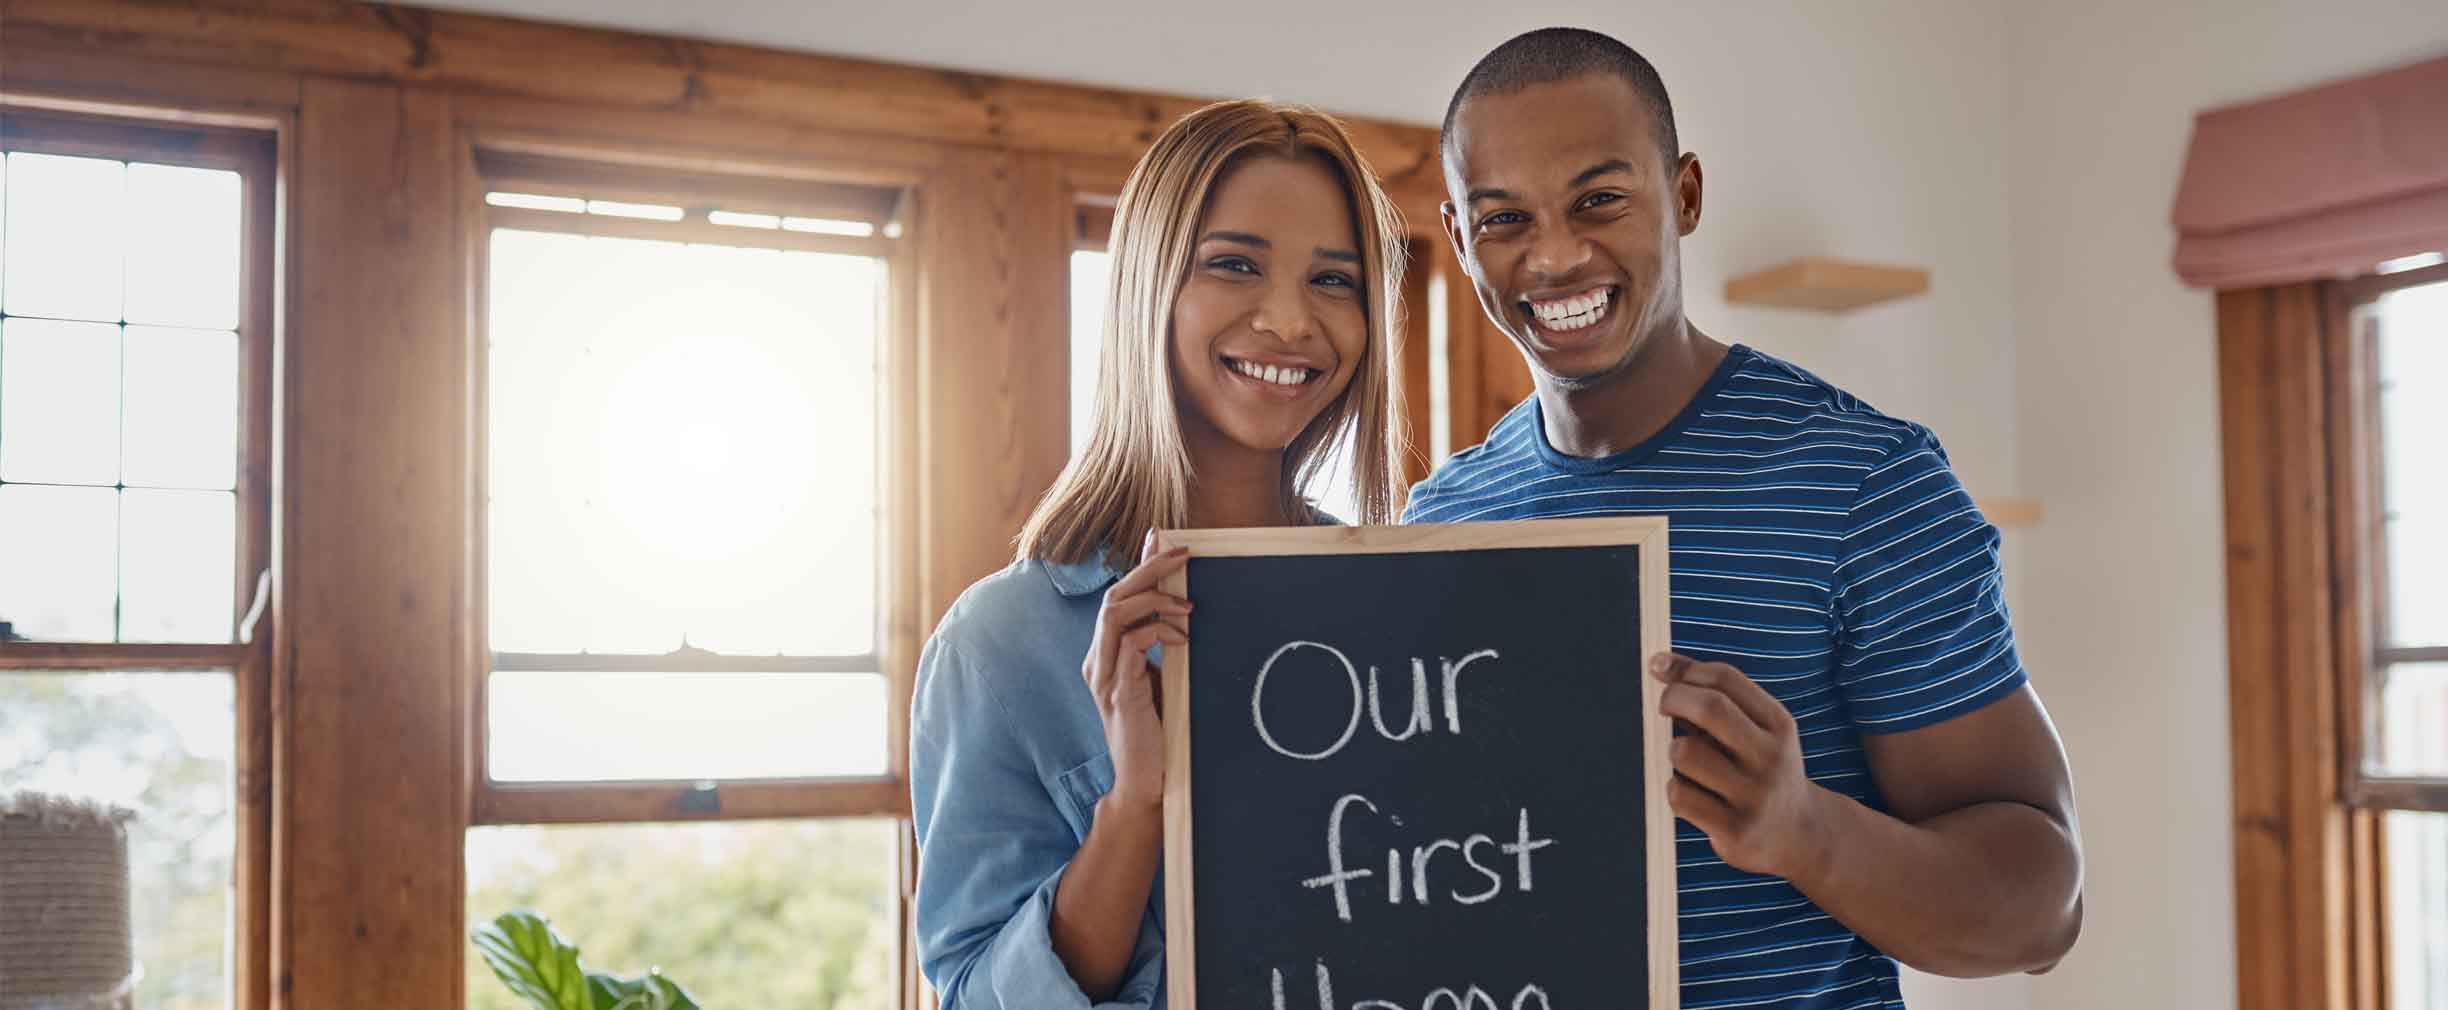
[1403,27,2084,1009]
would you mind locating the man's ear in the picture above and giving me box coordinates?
[1675,153,1704,236]
[1440,201,1472,275]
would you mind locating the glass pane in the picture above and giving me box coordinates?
[2378,279,2448,647]
[486,671,887,782]
[466,819,896,1010]
[2,152,125,322]
[0,484,117,641]
[123,164,242,330]
[486,230,882,655]
[0,670,236,1010]
[2386,810,2448,1010]
[1,317,121,485]
[121,326,239,490]
[120,488,236,644]
[1070,249,1108,457]
[2374,662,2448,778]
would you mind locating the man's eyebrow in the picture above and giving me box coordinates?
[1570,159,1638,188]
[1464,187,1513,205]
[1200,230,1269,248]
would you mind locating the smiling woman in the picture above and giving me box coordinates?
[913,100,1413,1010]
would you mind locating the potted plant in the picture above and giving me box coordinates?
[472,911,701,1010]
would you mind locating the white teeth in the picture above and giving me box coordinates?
[1231,359,1310,386]
[1529,288,1612,331]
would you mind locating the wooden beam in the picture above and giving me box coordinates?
[474,777,908,825]
[1397,238,1435,490]
[914,148,1074,627]
[278,77,467,1010]
[3,0,1441,192]
[0,642,248,670]
[2216,282,2367,1010]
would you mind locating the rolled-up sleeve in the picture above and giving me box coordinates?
[909,631,1164,1010]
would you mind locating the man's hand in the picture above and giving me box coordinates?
[1650,651,1836,884]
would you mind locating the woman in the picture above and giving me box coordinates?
[908,100,1410,1010]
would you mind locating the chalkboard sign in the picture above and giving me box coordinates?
[1154,517,1676,1010]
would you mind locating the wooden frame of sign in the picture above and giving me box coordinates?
[1154,517,1678,1010]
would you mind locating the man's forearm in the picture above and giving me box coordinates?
[1788,788,2083,977]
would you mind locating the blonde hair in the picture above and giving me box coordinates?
[1017,99,1410,569]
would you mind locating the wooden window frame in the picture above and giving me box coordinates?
[462,142,921,830]
[0,100,280,1010]
[2220,261,2448,1010]
[2339,259,2448,820]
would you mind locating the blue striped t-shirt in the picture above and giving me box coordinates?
[1402,343,2026,1010]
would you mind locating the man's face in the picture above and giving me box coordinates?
[1441,74,1700,390]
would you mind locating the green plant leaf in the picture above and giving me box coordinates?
[588,971,701,1010]
[471,911,594,1010]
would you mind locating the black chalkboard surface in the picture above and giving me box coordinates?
[1155,518,1676,1010]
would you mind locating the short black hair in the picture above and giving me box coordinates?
[1441,27,1679,168]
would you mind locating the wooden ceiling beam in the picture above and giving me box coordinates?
[2,0,1443,195]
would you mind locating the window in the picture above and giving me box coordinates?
[1066,200,1361,521]
[469,155,909,1010]
[2354,272,2448,1010]
[0,110,273,1010]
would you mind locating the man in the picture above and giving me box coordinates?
[1405,27,2083,1008]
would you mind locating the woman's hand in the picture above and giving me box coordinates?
[1083,535,1192,810]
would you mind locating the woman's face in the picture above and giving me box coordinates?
[1168,153,1369,461]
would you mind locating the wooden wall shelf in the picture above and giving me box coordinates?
[1975,497,2044,529]
[1726,258,1930,311]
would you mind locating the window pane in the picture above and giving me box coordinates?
[0,670,236,1010]
[2,152,125,322]
[2386,810,2448,1010]
[1,317,121,485]
[1070,248,1109,457]
[123,164,242,330]
[121,326,240,491]
[486,671,887,782]
[2374,662,2448,778]
[0,484,116,640]
[466,819,896,1010]
[486,230,881,656]
[2378,280,2448,647]
[120,489,236,644]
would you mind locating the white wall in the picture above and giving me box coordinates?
[2004,5,2448,1009]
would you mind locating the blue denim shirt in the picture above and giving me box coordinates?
[909,554,1167,1010]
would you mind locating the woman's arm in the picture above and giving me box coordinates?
[1051,542,1191,999]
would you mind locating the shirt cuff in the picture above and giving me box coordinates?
[986,865,1165,1010]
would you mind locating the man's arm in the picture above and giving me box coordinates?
[1654,655,2083,977]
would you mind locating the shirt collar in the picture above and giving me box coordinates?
[1043,554,1125,597]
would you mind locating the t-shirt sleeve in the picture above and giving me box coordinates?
[1830,426,2027,733]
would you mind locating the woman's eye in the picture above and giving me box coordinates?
[1208,256,1259,274]
[1313,272,1358,293]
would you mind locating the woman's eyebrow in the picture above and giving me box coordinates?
[1200,230,1269,249]
[1317,248,1361,264]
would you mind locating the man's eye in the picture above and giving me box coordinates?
[1478,211,1526,229]
[1581,192,1623,210]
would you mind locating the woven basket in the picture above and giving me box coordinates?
[0,792,138,1010]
